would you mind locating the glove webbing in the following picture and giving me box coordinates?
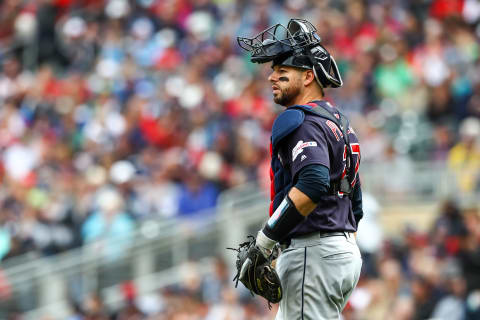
[227,235,255,289]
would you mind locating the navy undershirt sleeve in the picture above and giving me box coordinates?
[351,182,363,225]
[294,164,330,203]
[295,164,364,226]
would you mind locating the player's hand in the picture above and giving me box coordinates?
[256,229,277,259]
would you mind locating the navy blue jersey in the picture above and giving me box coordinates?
[275,103,361,237]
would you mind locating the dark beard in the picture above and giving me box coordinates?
[273,83,301,107]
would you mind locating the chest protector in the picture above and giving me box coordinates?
[269,101,355,215]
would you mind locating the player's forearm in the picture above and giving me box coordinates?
[260,193,305,244]
[256,186,321,254]
[288,187,317,216]
[258,165,328,247]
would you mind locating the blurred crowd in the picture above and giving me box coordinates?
[346,196,480,320]
[0,0,479,318]
[0,0,479,262]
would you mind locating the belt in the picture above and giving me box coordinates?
[298,231,351,239]
[282,231,354,249]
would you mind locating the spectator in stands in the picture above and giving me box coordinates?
[177,169,219,217]
[458,205,480,293]
[201,256,230,304]
[411,274,441,320]
[431,200,467,257]
[82,293,109,320]
[0,56,31,103]
[432,274,467,320]
[205,287,245,320]
[81,187,135,260]
[448,117,480,192]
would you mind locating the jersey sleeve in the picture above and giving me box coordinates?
[281,119,330,179]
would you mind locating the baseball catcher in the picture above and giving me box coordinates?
[229,18,364,320]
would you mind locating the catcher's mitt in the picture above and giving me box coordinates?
[228,235,282,307]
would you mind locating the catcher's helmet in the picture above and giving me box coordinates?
[237,19,343,88]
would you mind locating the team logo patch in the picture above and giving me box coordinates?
[292,140,317,161]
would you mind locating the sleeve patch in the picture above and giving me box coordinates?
[292,140,318,161]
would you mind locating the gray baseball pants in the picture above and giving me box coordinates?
[274,232,362,320]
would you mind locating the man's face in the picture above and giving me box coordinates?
[268,65,303,107]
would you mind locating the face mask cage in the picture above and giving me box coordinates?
[237,19,343,88]
[237,19,321,64]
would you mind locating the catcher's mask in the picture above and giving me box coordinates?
[237,18,343,89]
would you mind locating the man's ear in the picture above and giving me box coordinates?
[304,69,315,87]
